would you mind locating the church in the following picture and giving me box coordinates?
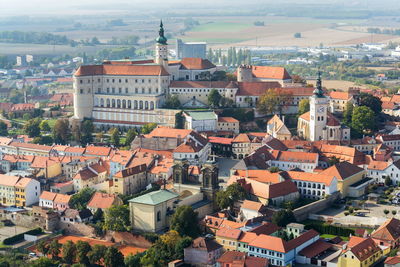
[297,73,350,141]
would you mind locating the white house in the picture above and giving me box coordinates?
[367,160,400,184]
[183,111,217,132]
[39,191,57,209]
[268,150,319,173]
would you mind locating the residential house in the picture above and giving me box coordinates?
[61,209,93,224]
[232,133,265,159]
[183,111,218,132]
[239,200,267,221]
[216,227,242,251]
[367,160,400,184]
[216,251,268,267]
[184,237,223,267]
[329,91,354,113]
[217,117,240,135]
[31,156,62,179]
[15,177,40,207]
[111,164,148,195]
[0,174,20,206]
[87,192,123,213]
[73,161,108,192]
[53,194,71,211]
[337,236,382,267]
[377,135,400,151]
[39,191,57,209]
[208,137,233,158]
[266,115,291,141]
[371,218,400,249]
[267,150,319,172]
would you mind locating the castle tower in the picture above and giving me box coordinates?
[201,161,219,210]
[155,20,168,68]
[309,71,329,141]
[72,74,94,122]
[237,65,253,82]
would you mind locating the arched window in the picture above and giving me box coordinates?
[117,99,121,108]
[112,99,116,108]
[128,100,131,109]
[150,101,154,110]
[145,101,149,110]
[100,99,104,107]
[134,100,138,109]
[139,101,143,109]
[106,99,110,107]
[122,99,126,108]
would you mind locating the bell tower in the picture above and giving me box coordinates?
[201,161,220,210]
[155,20,168,67]
[309,71,329,141]
[173,159,189,185]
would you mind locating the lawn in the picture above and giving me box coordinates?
[320,234,349,241]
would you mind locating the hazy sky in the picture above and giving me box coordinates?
[1,0,399,16]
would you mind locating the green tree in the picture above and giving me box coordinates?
[327,156,340,166]
[48,239,62,260]
[216,183,247,210]
[109,128,120,146]
[272,209,296,227]
[164,95,181,109]
[22,113,31,120]
[269,166,280,173]
[76,240,92,266]
[39,120,51,132]
[257,89,291,115]
[104,205,130,232]
[385,176,392,186]
[53,119,70,144]
[24,118,42,137]
[170,205,200,238]
[125,128,137,146]
[88,244,107,265]
[62,240,76,264]
[0,121,8,136]
[384,209,390,216]
[104,246,125,267]
[175,111,185,129]
[298,99,310,116]
[81,119,94,145]
[37,240,49,256]
[70,188,95,210]
[343,102,354,125]
[208,89,222,108]
[31,257,57,267]
[359,93,382,115]
[125,252,146,267]
[141,123,157,134]
[351,106,376,137]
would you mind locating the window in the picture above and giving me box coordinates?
[79,80,83,84]
[157,211,161,221]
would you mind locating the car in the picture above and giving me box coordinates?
[29,252,36,257]
[355,212,365,217]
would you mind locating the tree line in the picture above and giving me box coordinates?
[207,47,251,66]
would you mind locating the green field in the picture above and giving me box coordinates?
[190,22,252,33]
[320,234,349,241]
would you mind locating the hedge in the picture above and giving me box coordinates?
[3,228,43,245]
[304,223,354,237]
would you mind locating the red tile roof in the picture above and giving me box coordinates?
[87,192,121,210]
[217,251,268,267]
[346,236,381,261]
[218,117,239,123]
[236,82,282,96]
[208,136,233,145]
[371,218,400,242]
[299,239,332,258]
[216,227,242,240]
[169,80,232,88]
[329,91,352,100]
[180,58,215,70]
[251,66,291,80]
[75,64,169,76]
[40,191,57,201]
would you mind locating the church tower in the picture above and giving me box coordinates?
[201,161,220,210]
[309,71,329,141]
[155,20,168,68]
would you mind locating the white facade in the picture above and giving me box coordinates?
[367,162,400,184]
[292,178,337,200]
[24,179,40,206]
[268,159,318,173]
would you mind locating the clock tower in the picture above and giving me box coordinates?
[309,72,328,141]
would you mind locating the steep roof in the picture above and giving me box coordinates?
[75,64,169,76]
[347,236,381,261]
[371,218,400,242]
[241,200,265,212]
[40,191,57,201]
[320,161,364,181]
[251,66,291,80]
[179,58,215,70]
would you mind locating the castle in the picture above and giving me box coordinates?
[72,21,309,129]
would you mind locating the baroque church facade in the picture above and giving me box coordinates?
[297,73,350,141]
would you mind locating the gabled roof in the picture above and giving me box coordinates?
[251,66,291,80]
[40,191,57,201]
[218,117,239,123]
[236,82,282,96]
[346,236,381,261]
[241,200,265,212]
[320,161,364,181]
[87,192,120,210]
[216,251,268,267]
[216,227,242,240]
[179,58,215,70]
[371,218,400,242]
[146,126,192,139]
[232,133,251,143]
[270,150,318,164]
[329,91,352,100]
[54,193,71,205]
[284,170,335,186]
[299,239,332,258]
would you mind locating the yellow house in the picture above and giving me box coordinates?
[338,236,382,267]
[15,178,40,207]
[0,175,20,206]
[31,156,62,179]
[215,227,242,251]
[320,161,366,197]
[112,164,147,195]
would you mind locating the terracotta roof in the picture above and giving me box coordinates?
[347,236,381,261]
[271,150,318,164]
[180,58,215,70]
[371,218,400,242]
[241,200,264,212]
[75,64,169,76]
[329,91,351,100]
[188,237,222,252]
[10,103,35,111]
[84,146,112,156]
[315,144,366,165]
[238,232,258,243]
[249,234,286,252]
[320,161,364,181]
[40,191,57,201]
[250,222,280,236]
[114,164,147,178]
[54,194,71,204]
[234,170,282,184]
[368,160,390,171]
[74,168,97,181]
[208,136,233,145]
[299,111,340,126]
[385,256,400,265]
[169,80,233,88]
[236,82,282,96]
[382,101,396,109]
[15,177,34,188]
[0,174,20,187]
[216,227,242,240]
[10,142,52,151]
[232,133,251,143]
[299,239,332,258]
[218,117,239,123]
[217,251,268,267]
[285,171,335,186]
[391,94,400,104]
[251,66,291,80]
[146,126,192,139]
[173,140,203,153]
[87,192,120,210]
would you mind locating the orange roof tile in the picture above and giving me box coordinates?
[87,192,120,210]
[218,117,239,123]
[54,194,71,204]
[251,66,291,80]
[146,126,192,139]
[180,58,215,70]
[216,227,242,240]
[329,91,351,100]
[39,191,57,201]
[75,64,169,77]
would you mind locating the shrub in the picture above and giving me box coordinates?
[344,211,350,216]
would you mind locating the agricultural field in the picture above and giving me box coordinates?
[306,79,368,91]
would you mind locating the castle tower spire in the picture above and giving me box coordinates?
[155,19,168,66]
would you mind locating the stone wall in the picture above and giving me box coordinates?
[58,222,95,237]
[293,192,340,222]
[0,210,59,231]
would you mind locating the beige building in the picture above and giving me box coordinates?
[329,91,354,113]
[232,133,265,159]
[73,161,108,192]
[111,164,148,195]
[266,115,291,141]
[217,117,240,135]
[129,189,179,232]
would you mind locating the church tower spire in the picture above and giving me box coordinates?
[313,70,324,97]
[309,70,328,141]
[155,20,169,66]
